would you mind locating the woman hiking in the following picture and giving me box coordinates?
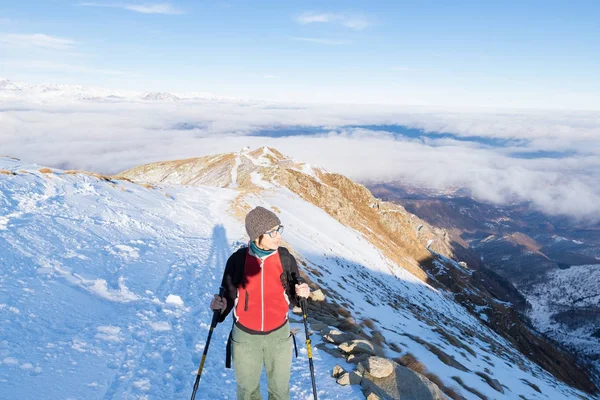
[210,206,310,400]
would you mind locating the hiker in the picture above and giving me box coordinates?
[210,206,310,400]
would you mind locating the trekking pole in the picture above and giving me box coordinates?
[297,276,318,400]
[191,286,225,400]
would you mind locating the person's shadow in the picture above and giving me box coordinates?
[204,224,233,282]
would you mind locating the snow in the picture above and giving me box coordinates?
[166,294,184,307]
[0,156,594,399]
[230,153,241,188]
[250,171,276,189]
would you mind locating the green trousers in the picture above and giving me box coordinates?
[231,321,293,400]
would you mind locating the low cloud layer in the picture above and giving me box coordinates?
[1,83,599,221]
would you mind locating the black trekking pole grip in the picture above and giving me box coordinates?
[295,275,318,400]
[190,286,226,400]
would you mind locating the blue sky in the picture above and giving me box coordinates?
[1,0,599,108]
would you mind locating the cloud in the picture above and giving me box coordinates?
[295,12,370,30]
[291,37,350,45]
[1,80,599,221]
[3,60,127,76]
[78,2,184,15]
[0,33,77,51]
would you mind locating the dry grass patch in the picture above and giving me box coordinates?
[425,373,466,400]
[113,175,134,183]
[371,331,386,346]
[0,169,16,175]
[402,333,469,372]
[394,353,426,375]
[428,344,469,372]
[337,318,362,333]
[433,328,477,358]
[337,307,351,318]
[475,371,503,393]
[39,168,53,174]
[395,353,465,400]
[64,170,114,182]
[388,342,402,353]
[451,376,488,400]
[362,318,375,330]
[519,379,541,393]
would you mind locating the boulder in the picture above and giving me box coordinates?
[337,371,363,386]
[339,339,376,356]
[360,361,448,400]
[365,356,394,378]
[315,343,345,359]
[332,364,345,379]
[309,321,328,332]
[323,328,354,344]
[347,353,370,364]
[310,289,326,301]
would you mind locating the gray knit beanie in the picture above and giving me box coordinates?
[245,206,281,242]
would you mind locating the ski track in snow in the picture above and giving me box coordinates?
[0,157,595,400]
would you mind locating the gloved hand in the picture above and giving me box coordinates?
[210,294,227,313]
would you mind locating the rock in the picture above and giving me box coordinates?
[309,321,327,332]
[332,364,345,378]
[315,343,345,359]
[319,316,340,327]
[366,356,394,378]
[347,353,370,364]
[310,289,326,301]
[339,339,376,356]
[360,362,448,400]
[336,371,363,386]
[323,328,354,344]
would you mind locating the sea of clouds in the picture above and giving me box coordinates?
[1,80,599,221]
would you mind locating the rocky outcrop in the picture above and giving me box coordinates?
[361,362,448,400]
[331,357,448,400]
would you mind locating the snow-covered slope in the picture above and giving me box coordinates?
[0,155,595,399]
[528,264,600,358]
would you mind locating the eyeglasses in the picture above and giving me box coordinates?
[265,225,284,238]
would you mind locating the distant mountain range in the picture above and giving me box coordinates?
[367,181,600,383]
[0,78,239,102]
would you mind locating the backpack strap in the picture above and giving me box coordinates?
[225,323,234,369]
[231,247,248,289]
[278,247,300,307]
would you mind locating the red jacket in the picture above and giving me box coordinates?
[218,247,299,334]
